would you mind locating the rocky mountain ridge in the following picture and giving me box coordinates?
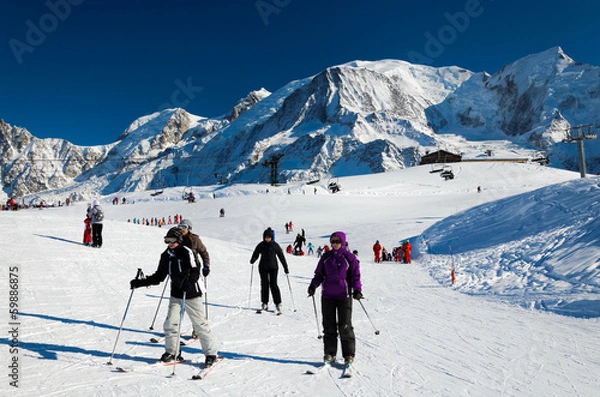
[1,47,598,202]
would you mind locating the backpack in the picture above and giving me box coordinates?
[95,207,104,222]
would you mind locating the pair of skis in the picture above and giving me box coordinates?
[114,356,224,380]
[256,308,282,315]
[115,359,185,373]
[114,333,221,379]
[305,361,354,378]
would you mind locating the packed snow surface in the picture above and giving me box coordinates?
[2,162,599,396]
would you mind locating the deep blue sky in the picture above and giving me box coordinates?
[1,0,599,146]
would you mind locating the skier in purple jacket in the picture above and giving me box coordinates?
[308,231,362,366]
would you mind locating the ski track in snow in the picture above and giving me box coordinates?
[2,163,600,396]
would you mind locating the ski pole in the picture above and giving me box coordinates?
[107,268,143,365]
[311,295,322,339]
[150,276,169,330]
[285,273,297,312]
[358,299,380,335]
[171,291,187,376]
[204,277,209,320]
[248,264,254,310]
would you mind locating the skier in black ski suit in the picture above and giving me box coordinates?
[250,227,289,313]
[293,232,306,254]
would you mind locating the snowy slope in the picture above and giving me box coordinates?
[2,163,599,396]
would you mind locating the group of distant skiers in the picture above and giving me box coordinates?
[111,196,128,205]
[372,240,412,263]
[127,214,185,227]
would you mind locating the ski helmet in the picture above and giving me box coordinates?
[165,227,183,243]
[178,219,193,231]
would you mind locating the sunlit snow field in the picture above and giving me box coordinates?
[2,162,599,396]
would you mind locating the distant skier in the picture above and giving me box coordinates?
[90,200,104,248]
[293,233,306,254]
[402,240,412,264]
[83,215,92,246]
[381,247,389,261]
[250,227,289,314]
[373,240,382,263]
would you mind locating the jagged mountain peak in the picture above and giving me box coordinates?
[256,60,471,138]
[0,119,111,198]
[488,46,575,89]
[117,108,197,141]
[337,59,474,103]
[102,107,206,174]
[225,88,272,122]
[0,119,33,152]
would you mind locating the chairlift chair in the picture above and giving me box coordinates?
[328,178,341,193]
[440,165,454,180]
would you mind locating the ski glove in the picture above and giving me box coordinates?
[307,285,315,297]
[202,266,210,277]
[284,267,289,274]
[130,279,146,289]
[353,291,363,300]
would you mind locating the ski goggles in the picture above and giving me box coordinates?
[164,237,178,244]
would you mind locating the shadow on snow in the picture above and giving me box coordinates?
[8,311,316,366]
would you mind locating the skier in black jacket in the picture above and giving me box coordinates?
[250,227,289,313]
[130,227,218,366]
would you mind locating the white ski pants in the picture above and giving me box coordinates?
[164,296,217,357]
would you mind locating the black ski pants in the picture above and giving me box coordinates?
[321,296,355,359]
[259,268,282,305]
[92,223,103,247]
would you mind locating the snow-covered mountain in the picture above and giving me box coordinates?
[1,47,599,203]
[430,47,600,169]
[0,119,112,198]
